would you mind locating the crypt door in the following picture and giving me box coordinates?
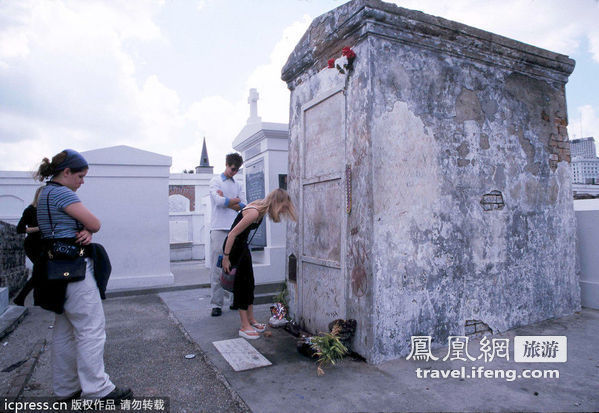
[298,87,347,334]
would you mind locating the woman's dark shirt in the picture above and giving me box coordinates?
[224,207,262,262]
[17,205,38,234]
[17,204,42,261]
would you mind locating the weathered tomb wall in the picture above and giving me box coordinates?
[368,37,578,362]
[283,0,579,363]
[0,221,27,296]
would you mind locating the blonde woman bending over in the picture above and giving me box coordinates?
[222,188,296,339]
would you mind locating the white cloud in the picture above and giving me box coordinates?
[568,105,599,142]
[181,95,245,171]
[391,0,599,60]
[589,29,599,63]
[174,15,313,172]
[136,75,185,144]
[0,2,32,62]
[0,0,309,173]
[0,28,30,60]
[0,0,165,169]
[196,0,209,12]
[244,15,312,124]
[1,0,598,174]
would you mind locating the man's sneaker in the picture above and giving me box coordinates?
[211,307,222,317]
[101,387,133,401]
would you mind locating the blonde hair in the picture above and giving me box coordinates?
[253,188,297,223]
[31,186,44,208]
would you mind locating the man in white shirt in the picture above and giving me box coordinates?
[209,153,246,316]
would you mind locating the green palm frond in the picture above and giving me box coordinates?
[310,330,348,376]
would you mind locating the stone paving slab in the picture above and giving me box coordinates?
[160,288,599,413]
[213,338,272,371]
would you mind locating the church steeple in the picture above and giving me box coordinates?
[195,137,214,174]
[200,137,210,167]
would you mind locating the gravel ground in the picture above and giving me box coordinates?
[8,294,249,413]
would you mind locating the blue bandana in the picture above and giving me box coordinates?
[55,149,88,173]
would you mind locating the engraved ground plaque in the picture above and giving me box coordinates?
[212,338,272,371]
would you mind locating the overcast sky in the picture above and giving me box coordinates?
[1,0,598,172]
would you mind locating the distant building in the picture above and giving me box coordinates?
[571,137,599,184]
[572,159,599,184]
[571,137,597,159]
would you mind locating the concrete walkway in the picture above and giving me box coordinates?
[105,260,211,298]
[2,260,599,412]
[161,288,599,413]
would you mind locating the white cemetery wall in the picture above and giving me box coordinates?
[202,194,212,268]
[0,172,43,226]
[574,199,599,309]
[81,146,173,290]
[168,172,212,261]
[0,146,173,287]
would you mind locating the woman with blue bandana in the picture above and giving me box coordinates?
[33,149,131,402]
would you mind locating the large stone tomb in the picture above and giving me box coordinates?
[282,0,579,363]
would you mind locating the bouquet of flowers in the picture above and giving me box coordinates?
[328,46,357,74]
[269,302,288,327]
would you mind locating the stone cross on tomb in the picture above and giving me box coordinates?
[247,88,261,124]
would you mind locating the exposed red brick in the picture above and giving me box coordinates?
[169,185,195,211]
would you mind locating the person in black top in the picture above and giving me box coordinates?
[222,189,296,339]
[14,186,43,306]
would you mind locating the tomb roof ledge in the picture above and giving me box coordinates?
[282,0,575,86]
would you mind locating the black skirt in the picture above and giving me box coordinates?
[231,246,254,310]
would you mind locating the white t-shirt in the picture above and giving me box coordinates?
[209,173,246,230]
